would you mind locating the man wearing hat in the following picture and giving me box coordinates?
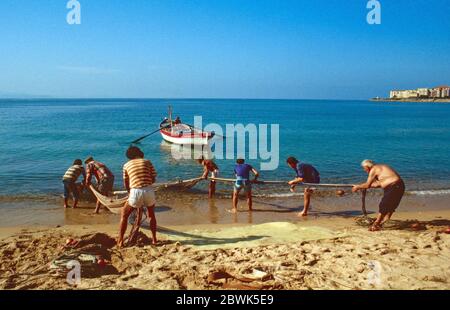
[84,156,115,214]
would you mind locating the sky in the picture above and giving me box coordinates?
[0,0,449,99]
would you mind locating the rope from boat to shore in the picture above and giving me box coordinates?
[112,177,204,195]
[210,177,367,216]
[90,177,204,213]
[210,177,356,188]
[91,177,367,216]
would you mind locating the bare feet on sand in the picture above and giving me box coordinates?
[297,211,308,217]
[227,208,238,214]
[369,224,382,232]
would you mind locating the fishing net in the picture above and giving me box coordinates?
[89,177,203,214]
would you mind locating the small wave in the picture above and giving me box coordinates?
[408,189,450,196]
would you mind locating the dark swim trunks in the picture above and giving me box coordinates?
[379,179,405,215]
[63,180,79,199]
[97,176,115,196]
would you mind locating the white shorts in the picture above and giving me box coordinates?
[211,169,219,181]
[128,186,156,209]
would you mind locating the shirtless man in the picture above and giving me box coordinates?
[198,157,219,198]
[352,160,405,231]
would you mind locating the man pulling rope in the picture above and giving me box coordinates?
[117,146,158,247]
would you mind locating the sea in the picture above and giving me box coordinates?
[0,99,449,225]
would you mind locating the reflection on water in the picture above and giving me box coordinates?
[208,199,220,224]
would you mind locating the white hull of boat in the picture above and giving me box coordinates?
[159,114,214,145]
[160,131,211,145]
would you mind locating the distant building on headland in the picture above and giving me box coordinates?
[390,85,450,99]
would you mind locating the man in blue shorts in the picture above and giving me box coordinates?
[231,159,259,213]
[287,157,321,217]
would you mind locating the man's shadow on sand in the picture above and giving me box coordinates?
[380,218,450,231]
[355,216,450,231]
[251,200,301,213]
[252,200,376,217]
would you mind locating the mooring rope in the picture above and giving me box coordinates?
[210,177,355,188]
[91,177,364,216]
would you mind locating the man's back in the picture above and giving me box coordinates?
[296,162,320,183]
[373,164,401,188]
[63,164,85,182]
[204,160,218,171]
[87,161,113,181]
[234,163,253,179]
[123,158,157,189]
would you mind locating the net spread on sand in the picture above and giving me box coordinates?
[158,222,343,250]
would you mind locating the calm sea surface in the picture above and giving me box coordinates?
[1,99,450,197]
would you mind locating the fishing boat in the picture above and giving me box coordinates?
[159,107,215,145]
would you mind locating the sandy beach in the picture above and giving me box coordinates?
[2,0,450,298]
[1,207,449,290]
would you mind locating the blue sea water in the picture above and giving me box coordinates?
[1,99,450,197]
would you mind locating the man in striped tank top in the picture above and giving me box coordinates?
[62,159,86,209]
[85,156,115,214]
[118,146,158,247]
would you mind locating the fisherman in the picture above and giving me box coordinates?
[286,157,321,217]
[197,157,219,198]
[84,156,115,214]
[174,116,181,125]
[352,160,405,231]
[117,146,158,247]
[232,159,259,213]
[62,159,86,209]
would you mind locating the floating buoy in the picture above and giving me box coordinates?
[97,259,107,268]
[410,223,426,231]
[443,227,450,234]
[336,190,345,197]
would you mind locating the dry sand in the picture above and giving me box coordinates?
[0,210,449,290]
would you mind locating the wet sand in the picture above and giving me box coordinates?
[1,188,450,227]
[0,208,449,290]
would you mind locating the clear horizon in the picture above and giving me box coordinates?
[0,96,383,100]
[0,0,449,99]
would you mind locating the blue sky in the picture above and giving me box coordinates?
[0,0,449,99]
